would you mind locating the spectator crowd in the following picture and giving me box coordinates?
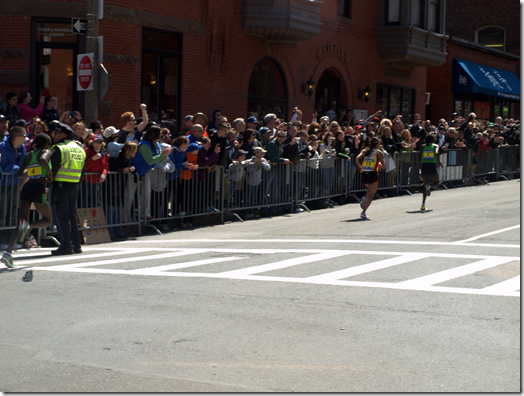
[0,90,520,244]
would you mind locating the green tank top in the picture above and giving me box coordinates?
[27,149,50,180]
[421,143,437,164]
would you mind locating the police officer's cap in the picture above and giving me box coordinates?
[48,120,74,136]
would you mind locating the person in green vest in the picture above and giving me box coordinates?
[48,121,86,256]
[419,133,443,211]
[1,133,53,268]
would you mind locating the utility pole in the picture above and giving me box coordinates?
[84,0,98,125]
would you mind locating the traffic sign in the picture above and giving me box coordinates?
[77,53,93,91]
[72,18,87,34]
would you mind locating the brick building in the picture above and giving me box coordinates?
[426,0,520,122]
[1,0,452,130]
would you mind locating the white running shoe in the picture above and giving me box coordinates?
[360,212,370,220]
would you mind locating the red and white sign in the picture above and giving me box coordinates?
[77,53,94,91]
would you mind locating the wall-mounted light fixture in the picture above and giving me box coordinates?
[358,84,372,103]
[301,76,316,96]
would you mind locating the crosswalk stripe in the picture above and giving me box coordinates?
[396,257,516,288]
[305,253,431,282]
[481,275,521,295]
[39,250,205,270]
[215,251,351,277]
[13,248,152,265]
[128,256,245,274]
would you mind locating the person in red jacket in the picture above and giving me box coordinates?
[17,91,44,122]
[79,134,108,208]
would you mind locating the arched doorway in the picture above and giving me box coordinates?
[314,68,343,119]
[247,57,288,121]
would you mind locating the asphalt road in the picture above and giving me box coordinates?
[0,179,520,392]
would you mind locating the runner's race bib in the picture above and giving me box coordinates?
[27,165,42,179]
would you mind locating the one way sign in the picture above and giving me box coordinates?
[72,18,87,34]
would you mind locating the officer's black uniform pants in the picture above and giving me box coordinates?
[52,182,82,250]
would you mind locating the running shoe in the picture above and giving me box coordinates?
[360,212,370,220]
[421,204,426,211]
[360,196,367,210]
[1,252,16,268]
[17,219,30,244]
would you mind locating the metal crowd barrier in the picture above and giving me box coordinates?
[144,166,225,231]
[2,145,520,247]
[497,145,520,180]
[438,148,470,183]
[0,173,20,243]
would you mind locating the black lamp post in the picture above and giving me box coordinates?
[358,84,372,103]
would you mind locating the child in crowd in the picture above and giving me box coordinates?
[198,137,220,213]
[228,149,249,207]
[179,142,201,227]
[244,147,271,219]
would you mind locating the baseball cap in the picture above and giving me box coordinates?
[187,143,203,152]
[452,112,459,117]
[184,115,193,122]
[0,114,7,122]
[253,147,266,154]
[13,119,28,127]
[487,122,494,127]
[93,134,104,141]
[259,127,270,134]
[103,126,118,138]
[247,116,258,124]
[235,149,248,158]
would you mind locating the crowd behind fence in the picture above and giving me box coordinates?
[0,146,519,246]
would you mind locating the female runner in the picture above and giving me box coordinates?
[356,137,385,220]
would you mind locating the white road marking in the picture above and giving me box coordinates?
[305,253,431,282]
[453,225,521,243]
[481,276,521,295]
[113,238,520,249]
[12,248,152,265]
[396,257,517,288]
[23,247,519,297]
[215,251,351,277]
[40,250,205,270]
[128,256,245,274]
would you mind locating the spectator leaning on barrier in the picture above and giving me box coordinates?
[244,146,271,219]
[262,130,290,216]
[0,126,27,250]
[79,134,108,209]
[108,141,137,224]
[0,92,21,125]
[134,125,172,220]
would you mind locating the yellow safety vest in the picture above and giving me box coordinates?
[53,141,86,183]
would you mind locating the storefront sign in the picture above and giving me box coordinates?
[316,44,349,62]
[77,53,93,91]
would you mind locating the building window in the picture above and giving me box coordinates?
[338,0,351,19]
[375,84,415,124]
[476,26,505,51]
[247,57,288,121]
[428,0,440,32]
[412,0,424,28]
[386,0,401,24]
[141,28,182,129]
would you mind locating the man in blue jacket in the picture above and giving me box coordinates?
[0,126,27,249]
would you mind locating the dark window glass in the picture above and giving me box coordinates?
[387,0,400,24]
[248,57,288,121]
[338,0,351,19]
[428,0,439,32]
[477,27,505,50]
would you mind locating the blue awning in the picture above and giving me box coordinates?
[453,58,520,101]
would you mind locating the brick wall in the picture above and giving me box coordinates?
[1,0,430,128]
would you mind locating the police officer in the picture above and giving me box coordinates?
[49,121,86,256]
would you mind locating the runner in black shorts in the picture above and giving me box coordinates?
[419,133,442,211]
[1,134,54,268]
[356,137,385,220]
